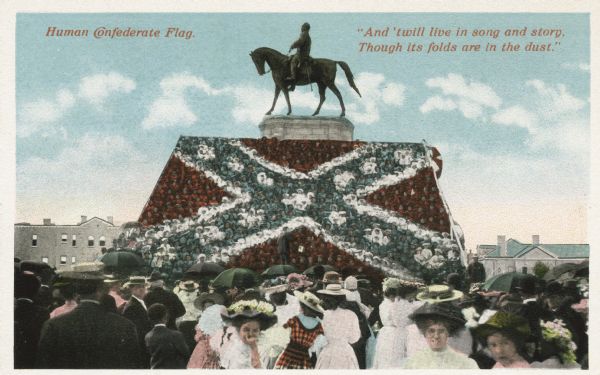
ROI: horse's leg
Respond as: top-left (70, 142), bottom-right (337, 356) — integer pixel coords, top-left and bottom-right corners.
top-left (282, 87), bottom-right (292, 116)
top-left (328, 83), bottom-right (345, 117)
top-left (312, 82), bottom-right (326, 116)
top-left (266, 86), bottom-right (281, 115)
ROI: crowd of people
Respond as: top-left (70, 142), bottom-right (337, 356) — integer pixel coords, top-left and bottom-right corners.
top-left (14, 258), bottom-right (588, 369)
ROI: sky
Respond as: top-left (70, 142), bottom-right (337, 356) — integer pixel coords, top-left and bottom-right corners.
top-left (15, 13), bottom-right (590, 251)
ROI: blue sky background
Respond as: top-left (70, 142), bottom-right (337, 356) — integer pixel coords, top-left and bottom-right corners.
top-left (15, 13), bottom-right (590, 250)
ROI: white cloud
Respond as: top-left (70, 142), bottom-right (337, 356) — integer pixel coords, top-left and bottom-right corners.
top-left (142, 72), bottom-right (227, 129)
top-left (525, 80), bottom-right (586, 115)
top-left (419, 95), bottom-right (457, 114)
top-left (561, 62), bottom-right (590, 72)
top-left (423, 73), bottom-right (501, 119)
top-left (78, 72), bottom-right (136, 106)
top-left (17, 134), bottom-right (161, 224)
top-left (491, 105), bottom-right (538, 133)
top-left (141, 71), bottom-right (405, 128)
top-left (18, 88), bottom-right (75, 138)
top-left (18, 72), bottom-right (136, 138)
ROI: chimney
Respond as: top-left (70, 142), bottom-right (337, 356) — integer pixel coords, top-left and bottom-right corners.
top-left (43, 218), bottom-right (52, 226)
top-left (532, 235), bottom-right (540, 245)
top-left (107, 216), bottom-right (114, 225)
top-left (80, 215), bottom-right (87, 224)
top-left (497, 235), bottom-right (507, 256)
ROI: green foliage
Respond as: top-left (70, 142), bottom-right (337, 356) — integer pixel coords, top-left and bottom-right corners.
top-left (533, 261), bottom-right (550, 278)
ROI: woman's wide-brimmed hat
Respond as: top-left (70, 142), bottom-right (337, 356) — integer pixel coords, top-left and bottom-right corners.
top-left (473, 311), bottom-right (531, 341)
top-left (317, 283), bottom-right (347, 296)
top-left (294, 290), bottom-right (325, 314)
top-left (416, 284), bottom-right (463, 303)
top-left (287, 273), bottom-right (313, 290)
top-left (194, 291), bottom-right (225, 310)
top-left (220, 299), bottom-right (278, 330)
top-left (261, 276), bottom-right (288, 296)
top-left (409, 302), bottom-right (466, 333)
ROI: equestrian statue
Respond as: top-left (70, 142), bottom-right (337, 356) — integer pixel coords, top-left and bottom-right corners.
top-left (250, 22), bottom-right (361, 117)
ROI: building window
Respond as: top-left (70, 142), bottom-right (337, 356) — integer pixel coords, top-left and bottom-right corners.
top-left (88, 236), bottom-right (95, 247)
top-left (99, 236), bottom-right (106, 247)
top-left (72, 235), bottom-right (77, 246)
top-left (71, 256), bottom-right (76, 264)
top-left (61, 234), bottom-right (68, 243)
top-left (60, 255), bottom-right (67, 265)
top-left (41, 256), bottom-right (48, 263)
top-left (32, 234), bottom-right (38, 247)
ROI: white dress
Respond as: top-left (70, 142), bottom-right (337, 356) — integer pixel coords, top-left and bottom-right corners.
top-left (403, 347), bottom-right (479, 369)
top-left (372, 298), bottom-right (412, 368)
top-left (315, 308), bottom-right (361, 369)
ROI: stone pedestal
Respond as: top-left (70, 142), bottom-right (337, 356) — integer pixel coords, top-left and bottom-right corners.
top-left (259, 115), bottom-right (354, 141)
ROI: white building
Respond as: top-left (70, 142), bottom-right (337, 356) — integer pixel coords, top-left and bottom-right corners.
top-left (477, 235), bottom-right (589, 277)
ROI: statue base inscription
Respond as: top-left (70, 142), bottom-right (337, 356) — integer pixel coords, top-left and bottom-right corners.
top-left (259, 115), bottom-right (354, 141)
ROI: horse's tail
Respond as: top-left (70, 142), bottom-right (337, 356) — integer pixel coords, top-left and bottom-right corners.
top-left (337, 61), bottom-right (362, 97)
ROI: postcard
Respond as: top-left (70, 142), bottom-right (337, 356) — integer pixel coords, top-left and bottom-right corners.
top-left (2, 1), bottom-right (597, 373)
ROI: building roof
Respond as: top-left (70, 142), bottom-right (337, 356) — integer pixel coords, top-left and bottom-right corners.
top-left (14, 216), bottom-right (116, 227)
top-left (482, 238), bottom-right (589, 259)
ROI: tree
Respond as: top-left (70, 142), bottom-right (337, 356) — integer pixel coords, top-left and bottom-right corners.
top-left (533, 261), bottom-right (550, 279)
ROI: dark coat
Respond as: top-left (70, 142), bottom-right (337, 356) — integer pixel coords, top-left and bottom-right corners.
top-left (35, 301), bottom-right (141, 369)
top-left (290, 30), bottom-right (311, 59)
top-left (122, 297), bottom-right (152, 368)
top-left (467, 262), bottom-right (486, 283)
top-left (14, 299), bottom-right (49, 368)
top-left (144, 287), bottom-right (186, 330)
top-left (145, 325), bottom-right (190, 369)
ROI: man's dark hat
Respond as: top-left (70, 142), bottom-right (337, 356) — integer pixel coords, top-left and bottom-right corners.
top-left (516, 274), bottom-right (538, 295)
top-left (544, 281), bottom-right (563, 296)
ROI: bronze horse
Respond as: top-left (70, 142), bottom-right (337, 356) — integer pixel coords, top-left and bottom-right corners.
top-left (250, 47), bottom-right (361, 117)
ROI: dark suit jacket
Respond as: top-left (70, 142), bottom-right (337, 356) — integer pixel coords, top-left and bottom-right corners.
top-left (144, 287), bottom-right (186, 330)
top-left (35, 301), bottom-right (140, 368)
top-left (145, 325), bottom-right (190, 369)
top-left (122, 297), bottom-right (152, 368)
top-left (14, 299), bottom-right (49, 368)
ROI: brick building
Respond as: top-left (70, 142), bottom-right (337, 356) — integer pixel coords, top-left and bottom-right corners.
top-left (14, 216), bottom-right (123, 270)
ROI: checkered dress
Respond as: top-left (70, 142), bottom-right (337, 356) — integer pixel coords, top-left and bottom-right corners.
top-left (274, 316), bottom-right (324, 369)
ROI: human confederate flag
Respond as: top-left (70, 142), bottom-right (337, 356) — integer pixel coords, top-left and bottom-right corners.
top-left (138, 136), bottom-right (464, 282)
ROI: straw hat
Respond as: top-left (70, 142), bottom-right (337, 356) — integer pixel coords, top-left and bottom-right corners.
top-left (179, 280), bottom-right (200, 292)
top-left (416, 284), bottom-right (463, 303)
top-left (294, 290), bottom-right (325, 314)
top-left (322, 271), bottom-right (342, 284)
top-left (123, 276), bottom-right (149, 288)
top-left (317, 283), bottom-right (347, 296)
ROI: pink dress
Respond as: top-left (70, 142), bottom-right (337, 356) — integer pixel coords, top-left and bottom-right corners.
top-left (50, 300), bottom-right (77, 318)
top-left (493, 358), bottom-right (531, 368)
top-left (315, 308), bottom-right (361, 369)
top-left (187, 331), bottom-right (220, 369)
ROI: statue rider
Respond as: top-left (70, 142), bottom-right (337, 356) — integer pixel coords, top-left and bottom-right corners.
top-left (286, 22), bottom-right (311, 91)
